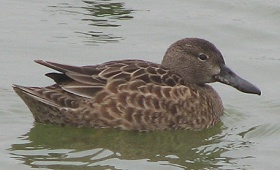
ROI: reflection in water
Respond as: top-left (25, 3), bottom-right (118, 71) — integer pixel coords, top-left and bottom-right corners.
top-left (9, 121), bottom-right (254, 169)
top-left (49, 0), bottom-right (134, 44)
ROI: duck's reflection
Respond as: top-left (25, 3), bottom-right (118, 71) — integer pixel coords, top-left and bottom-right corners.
top-left (9, 121), bottom-right (250, 170)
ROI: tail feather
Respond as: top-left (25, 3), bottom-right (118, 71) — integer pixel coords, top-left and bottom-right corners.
top-left (12, 84), bottom-right (80, 126)
top-left (13, 84), bottom-right (60, 108)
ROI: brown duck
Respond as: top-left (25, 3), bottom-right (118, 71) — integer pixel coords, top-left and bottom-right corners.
top-left (13, 38), bottom-right (261, 131)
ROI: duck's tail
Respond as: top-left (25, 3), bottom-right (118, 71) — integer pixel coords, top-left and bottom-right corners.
top-left (12, 84), bottom-right (78, 126)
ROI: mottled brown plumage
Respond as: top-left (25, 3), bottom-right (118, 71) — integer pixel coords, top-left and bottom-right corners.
top-left (13, 38), bottom-right (261, 131)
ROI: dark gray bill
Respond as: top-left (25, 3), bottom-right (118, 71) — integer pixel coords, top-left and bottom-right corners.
top-left (214, 64), bottom-right (261, 95)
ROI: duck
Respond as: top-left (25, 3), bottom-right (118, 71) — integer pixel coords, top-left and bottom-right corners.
top-left (13, 38), bottom-right (261, 131)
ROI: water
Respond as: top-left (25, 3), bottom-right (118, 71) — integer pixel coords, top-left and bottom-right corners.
top-left (1, 0), bottom-right (280, 169)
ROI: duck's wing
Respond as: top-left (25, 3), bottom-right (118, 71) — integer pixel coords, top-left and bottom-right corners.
top-left (35, 60), bottom-right (185, 98)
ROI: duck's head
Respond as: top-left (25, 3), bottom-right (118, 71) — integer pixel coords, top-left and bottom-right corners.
top-left (161, 38), bottom-right (261, 95)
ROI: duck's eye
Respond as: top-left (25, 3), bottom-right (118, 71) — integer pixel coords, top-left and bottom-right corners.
top-left (198, 53), bottom-right (209, 61)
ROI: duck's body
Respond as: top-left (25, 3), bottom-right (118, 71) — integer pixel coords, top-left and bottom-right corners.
top-left (13, 38), bottom-right (261, 131)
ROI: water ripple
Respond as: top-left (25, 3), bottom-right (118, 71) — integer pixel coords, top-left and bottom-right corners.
top-left (47, 1), bottom-right (134, 44)
top-left (8, 121), bottom-right (259, 170)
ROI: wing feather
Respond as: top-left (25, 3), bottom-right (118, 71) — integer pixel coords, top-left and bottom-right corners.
top-left (35, 59), bottom-right (185, 98)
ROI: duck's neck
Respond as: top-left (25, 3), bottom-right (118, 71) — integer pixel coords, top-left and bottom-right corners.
top-left (199, 84), bottom-right (224, 117)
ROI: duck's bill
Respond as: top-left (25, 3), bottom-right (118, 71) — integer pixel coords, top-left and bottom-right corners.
top-left (214, 64), bottom-right (261, 95)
